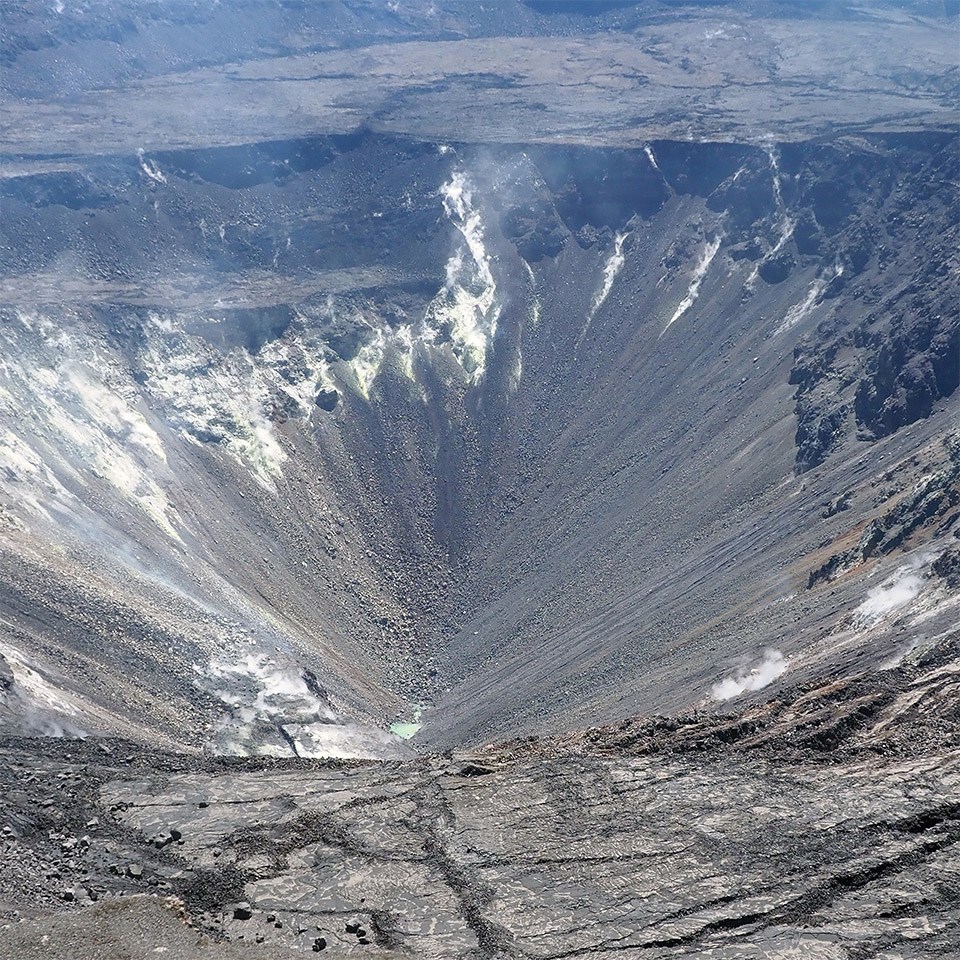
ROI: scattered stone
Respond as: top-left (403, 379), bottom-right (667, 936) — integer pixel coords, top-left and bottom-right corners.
top-left (312, 937), bottom-right (327, 952)
top-left (233, 902), bottom-right (253, 921)
top-left (315, 388), bottom-right (340, 412)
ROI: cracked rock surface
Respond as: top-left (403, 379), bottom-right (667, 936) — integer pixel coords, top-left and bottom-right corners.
top-left (2, 639), bottom-right (958, 958)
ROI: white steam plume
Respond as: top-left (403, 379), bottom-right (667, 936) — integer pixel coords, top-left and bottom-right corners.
top-left (711, 649), bottom-right (787, 701)
top-left (854, 565), bottom-right (924, 624)
top-left (663, 235), bottom-right (722, 333)
top-left (577, 231), bottom-right (629, 348)
top-left (746, 144), bottom-right (795, 290)
top-left (422, 170), bottom-right (500, 378)
top-left (196, 652), bottom-right (408, 760)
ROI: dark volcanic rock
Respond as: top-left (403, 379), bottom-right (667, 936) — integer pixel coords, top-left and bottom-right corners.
top-left (854, 313), bottom-right (960, 440)
top-left (807, 437), bottom-right (960, 588)
top-left (0, 655), bottom-right (13, 693)
top-left (232, 902), bottom-right (253, 921)
top-left (758, 250), bottom-right (795, 284)
top-left (932, 546), bottom-right (960, 589)
top-left (789, 134), bottom-right (958, 472)
top-left (314, 389), bottom-right (340, 412)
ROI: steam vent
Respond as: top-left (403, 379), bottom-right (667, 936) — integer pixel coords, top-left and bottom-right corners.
top-left (1, 2), bottom-right (958, 957)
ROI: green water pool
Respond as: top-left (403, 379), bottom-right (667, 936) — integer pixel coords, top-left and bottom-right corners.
top-left (390, 705), bottom-right (424, 740)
